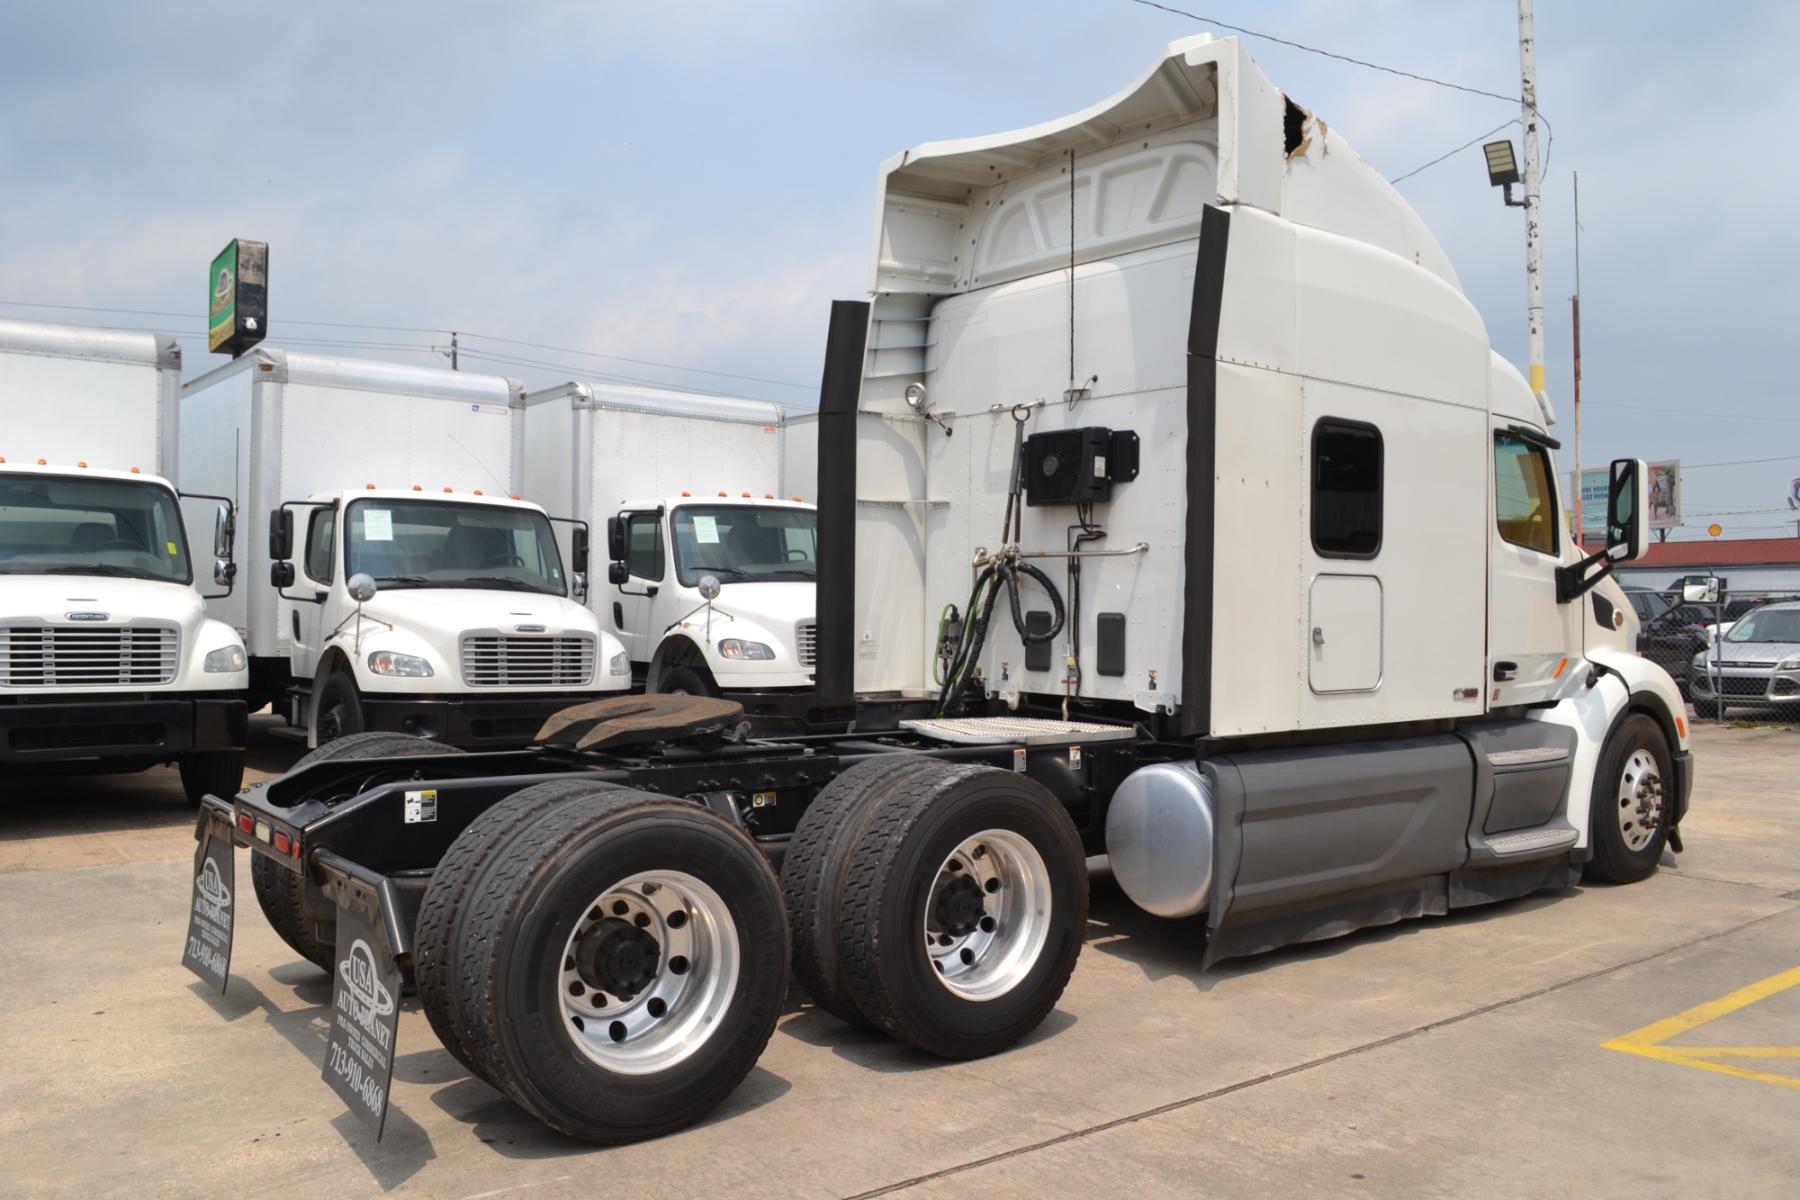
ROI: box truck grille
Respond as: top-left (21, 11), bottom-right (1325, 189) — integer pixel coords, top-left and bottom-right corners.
top-left (0, 623), bottom-right (179, 687)
top-left (460, 635), bottom-right (594, 687)
top-left (796, 621), bottom-right (817, 669)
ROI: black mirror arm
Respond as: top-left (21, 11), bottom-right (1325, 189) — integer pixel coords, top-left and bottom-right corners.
top-left (1555, 546), bottom-right (1617, 604)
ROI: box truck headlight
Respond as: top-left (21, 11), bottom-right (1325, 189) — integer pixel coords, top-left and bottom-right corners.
top-left (203, 646), bottom-right (246, 673)
top-left (608, 651), bottom-right (630, 676)
top-left (718, 639), bottom-right (775, 661)
top-left (368, 650), bottom-right (434, 678)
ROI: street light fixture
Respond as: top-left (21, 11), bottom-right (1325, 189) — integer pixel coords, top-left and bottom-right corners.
top-left (1483, 139), bottom-right (1525, 207)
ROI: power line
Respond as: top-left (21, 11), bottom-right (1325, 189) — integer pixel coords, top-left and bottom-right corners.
top-left (451, 346), bottom-right (809, 407)
top-left (453, 331), bottom-right (813, 391)
top-left (1391, 118), bottom-right (1519, 186)
top-left (1683, 455), bottom-right (1800, 471)
top-left (1583, 400), bottom-right (1800, 425)
top-left (1120, 0), bottom-right (1519, 104)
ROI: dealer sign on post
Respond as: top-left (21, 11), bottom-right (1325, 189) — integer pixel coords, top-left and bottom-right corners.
top-left (208, 238), bottom-right (268, 356)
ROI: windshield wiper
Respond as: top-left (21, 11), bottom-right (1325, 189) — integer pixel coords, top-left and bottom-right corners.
top-left (764, 568), bottom-right (817, 580)
top-left (31, 565), bottom-right (171, 581)
top-left (457, 576), bottom-right (555, 593)
top-left (372, 574), bottom-right (440, 588)
top-left (685, 565), bottom-right (756, 582)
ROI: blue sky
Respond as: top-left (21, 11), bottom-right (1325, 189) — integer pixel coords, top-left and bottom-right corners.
top-left (2, 1), bottom-right (1795, 539)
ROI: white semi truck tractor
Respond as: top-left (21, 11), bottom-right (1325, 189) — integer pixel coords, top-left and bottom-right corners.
top-left (523, 381), bottom-right (830, 725)
top-left (179, 349), bottom-right (629, 749)
top-left (0, 318), bottom-right (248, 803)
top-left (190, 37), bottom-right (1691, 1146)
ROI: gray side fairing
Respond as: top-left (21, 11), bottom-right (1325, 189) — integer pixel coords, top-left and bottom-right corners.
top-left (1198, 719), bottom-right (1582, 965)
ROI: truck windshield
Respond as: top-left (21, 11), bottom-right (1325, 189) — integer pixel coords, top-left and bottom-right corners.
top-left (670, 505), bottom-right (816, 586)
top-left (0, 472), bottom-right (192, 584)
top-left (1724, 609), bottom-right (1800, 644)
top-left (344, 499), bottom-right (567, 595)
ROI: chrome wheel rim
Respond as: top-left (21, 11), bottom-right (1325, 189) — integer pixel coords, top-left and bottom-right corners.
top-left (558, 870), bottom-right (739, 1075)
top-left (923, 828), bottom-right (1052, 1002)
top-left (1616, 748), bottom-right (1664, 853)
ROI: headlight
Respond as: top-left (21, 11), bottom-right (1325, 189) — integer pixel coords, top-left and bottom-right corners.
top-left (203, 645), bottom-right (246, 673)
top-left (718, 638), bottom-right (775, 661)
top-left (1692, 651), bottom-right (1708, 668)
top-left (608, 651), bottom-right (630, 676)
top-left (1780, 656), bottom-right (1800, 671)
top-left (367, 650), bottom-right (434, 677)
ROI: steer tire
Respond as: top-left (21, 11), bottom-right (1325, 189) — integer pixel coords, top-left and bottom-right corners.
top-left (782, 755), bottom-right (949, 1026)
top-left (178, 750), bottom-right (246, 808)
top-left (454, 791), bottom-right (788, 1143)
top-left (1585, 713), bottom-right (1672, 885)
top-left (835, 763), bottom-right (1087, 1060)
top-left (414, 779), bottom-right (623, 1082)
top-left (251, 732), bottom-right (463, 973)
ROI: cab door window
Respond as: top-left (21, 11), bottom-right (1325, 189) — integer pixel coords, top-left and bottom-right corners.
top-left (303, 509), bottom-right (336, 583)
top-left (625, 512), bottom-right (663, 581)
top-left (1494, 433), bottom-right (1559, 555)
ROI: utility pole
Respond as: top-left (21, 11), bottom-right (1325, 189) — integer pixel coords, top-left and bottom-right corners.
top-left (1518, 0), bottom-right (1548, 415)
top-left (450, 330), bottom-right (459, 371)
top-left (1570, 171), bottom-right (1582, 545)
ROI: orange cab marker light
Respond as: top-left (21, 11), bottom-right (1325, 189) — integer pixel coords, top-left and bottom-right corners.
top-left (510, 493), bottom-right (521, 501)
top-left (793, 496), bottom-right (802, 502)
top-left (1677, 716), bottom-right (1688, 739)
top-left (1553, 657), bottom-right (1568, 679)
top-left (412, 484), bottom-right (423, 492)
top-left (742, 491), bottom-right (751, 498)
top-left (718, 491), bottom-right (728, 497)
top-left (0, 456), bottom-right (6, 463)
top-left (764, 493), bottom-right (774, 499)
top-left (443, 487), bottom-right (453, 493)
top-left (130, 466), bottom-right (141, 473)
top-left (77, 461), bottom-right (87, 468)
top-left (681, 490), bottom-right (691, 497)
top-left (366, 483), bottom-right (377, 489)
top-left (37, 458), bottom-right (47, 465)
top-left (473, 489), bottom-right (483, 496)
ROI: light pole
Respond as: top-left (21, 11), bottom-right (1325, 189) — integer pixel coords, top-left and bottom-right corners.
top-left (1482, 0), bottom-right (1551, 432)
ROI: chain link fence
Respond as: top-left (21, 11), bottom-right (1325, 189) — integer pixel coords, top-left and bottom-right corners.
top-left (1620, 586), bottom-right (1800, 717)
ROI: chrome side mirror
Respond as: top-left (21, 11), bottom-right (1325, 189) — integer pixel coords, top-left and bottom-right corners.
top-left (1683, 578), bottom-right (1720, 604)
top-left (212, 502), bottom-right (235, 560)
top-left (347, 572), bottom-right (378, 603)
top-left (213, 560), bottom-right (237, 588)
top-left (698, 574), bottom-right (722, 601)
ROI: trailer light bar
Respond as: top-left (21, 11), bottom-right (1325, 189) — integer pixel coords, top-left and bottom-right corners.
top-left (254, 820), bottom-right (272, 844)
top-left (272, 830), bottom-right (294, 855)
top-left (236, 813), bottom-right (254, 835)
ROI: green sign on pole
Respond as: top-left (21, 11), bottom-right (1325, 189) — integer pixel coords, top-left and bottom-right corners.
top-left (207, 239), bottom-right (268, 357)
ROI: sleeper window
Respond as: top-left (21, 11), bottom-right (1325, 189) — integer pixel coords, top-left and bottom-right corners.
top-left (1311, 419), bottom-right (1383, 559)
top-left (1494, 433), bottom-right (1559, 556)
top-left (625, 512), bottom-right (663, 581)
top-left (304, 508), bottom-right (335, 583)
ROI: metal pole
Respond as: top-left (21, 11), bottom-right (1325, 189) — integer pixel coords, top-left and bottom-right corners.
top-left (450, 330), bottom-right (460, 371)
top-left (1518, 0), bottom-right (1548, 415)
top-left (1571, 171), bottom-right (1582, 545)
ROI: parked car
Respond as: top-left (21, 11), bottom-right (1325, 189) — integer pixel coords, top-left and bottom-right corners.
top-left (1624, 586), bottom-right (1707, 693)
top-left (1690, 600), bottom-right (1800, 717)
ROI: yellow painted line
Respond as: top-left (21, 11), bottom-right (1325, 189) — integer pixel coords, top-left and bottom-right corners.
top-left (1603, 964), bottom-right (1800, 1091)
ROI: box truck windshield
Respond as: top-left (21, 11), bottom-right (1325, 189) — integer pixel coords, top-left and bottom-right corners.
top-left (344, 498), bottom-right (567, 595)
top-left (0, 472), bottom-right (192, 584)
top-left (670, 504), bottom-right (816, 585)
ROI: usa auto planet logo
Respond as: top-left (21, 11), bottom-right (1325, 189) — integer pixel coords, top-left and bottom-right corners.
top-left (339, 939), bottom-right (396, 1023)
top-left (194, 857), bottom-right (232, 919)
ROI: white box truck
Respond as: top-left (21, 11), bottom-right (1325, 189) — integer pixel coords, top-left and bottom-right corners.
top-left (193, 37), bottom-right (1693, 1145)
top-left (180, 348), bottom-right (629, 749)
top-left (523, 381), bottom-right (828, 723)
top-left (0, 318), bottom-right (248, 803)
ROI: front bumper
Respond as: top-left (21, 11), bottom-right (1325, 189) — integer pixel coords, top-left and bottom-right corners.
top-left (1691, 668), bottom-right (1800, 706)
top-left (358, 693), bottom-right (616, 748)
top-left (0, 695), bottom-right (247, 764)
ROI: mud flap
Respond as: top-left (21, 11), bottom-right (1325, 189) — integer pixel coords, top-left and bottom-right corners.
top-left (181, 814), bottom-right (236, 993)
top-left (320, 860), bottom-right (403, 1138)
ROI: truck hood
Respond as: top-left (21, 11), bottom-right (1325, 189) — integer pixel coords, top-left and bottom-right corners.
top-left (0, 573), bottom-right (205, 626)
top-left (698, 581), bottom-right (816, 631)
top-left (358, 588), bottom-right (598, 637)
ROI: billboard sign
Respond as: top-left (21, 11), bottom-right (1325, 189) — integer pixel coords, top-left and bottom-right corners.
top-left (1571, 459), bottom-right (1679, 534)
top-left (208, 239), bottom-right (268, 356)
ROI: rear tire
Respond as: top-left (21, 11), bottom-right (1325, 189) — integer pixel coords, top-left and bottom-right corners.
top-left (414, 779), bottom-right (624, 1080)
top-left (452, 791), bottom-right (788, 1142)
top-left (1585, 713), bottom-right (1672, 885)
top-left (251, 733), bottom-right (462, 973)
top-left (782, 755), bottom-right (951, 1026)
top-left (835, 763), bottom-right (1086, 1059)
top-left (313, 671), bottom-right (364, 745)
top-left (178, 749), bottom-right (245, 808)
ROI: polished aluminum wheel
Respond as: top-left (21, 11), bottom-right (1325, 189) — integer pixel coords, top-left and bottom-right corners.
top-left (1616, 747), bottom-right (1665, 852)
top-left (923, 828), bottom-right (1052, 1002)
top-left (558, 869), bottom-right (739, 1075)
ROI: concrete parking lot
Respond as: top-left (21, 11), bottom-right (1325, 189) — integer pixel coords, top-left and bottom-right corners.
top-left (3, 715), bottom-right (1798, 1198)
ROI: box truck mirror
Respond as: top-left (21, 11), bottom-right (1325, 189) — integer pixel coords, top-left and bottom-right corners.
top-left (606, 515), bottom-right (627, 562)
top-left (572, 525), bottom-right (590, 574)
top-left (347, 573), bottom-right (378, 604)
top-left (607, 561), bottom-right (629, 586)
top-left (213, 560), bottom-right (237, 589)
top-left (269, 508), bottom-right (293, 561)
top-left (212, 503), bottom-right (235, 560)
top-left (270, 561), bottom-right (295, 589)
